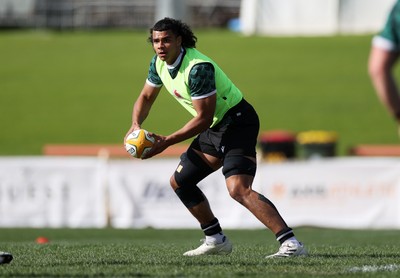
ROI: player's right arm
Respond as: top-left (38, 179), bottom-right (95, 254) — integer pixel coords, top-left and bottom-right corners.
top-left (133, 83), bottom-right (162, 128)
top-left (125, 83), bottom-right (161, 140)
top-left (125, 56), bottom-right (163, 141)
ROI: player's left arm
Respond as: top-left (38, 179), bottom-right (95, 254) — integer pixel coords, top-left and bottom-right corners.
top-left (160, 62), bottom-right (216, 145)
top-left (146, 95), bottom-right (216, 159)
top-left (166, 94), bottom-right (216, 144)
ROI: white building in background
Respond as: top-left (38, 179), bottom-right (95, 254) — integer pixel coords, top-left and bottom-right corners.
top-left (240, 0), bottom-right (396, 36)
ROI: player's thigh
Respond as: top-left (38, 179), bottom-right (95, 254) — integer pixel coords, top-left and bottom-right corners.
top-left (189, 133), bottom-right (223, 170)
top-left (192, 149), bottom-right (222, 170)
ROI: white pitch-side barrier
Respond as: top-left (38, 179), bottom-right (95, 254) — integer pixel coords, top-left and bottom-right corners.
top-left (0, 156), bottom-right (399, 229)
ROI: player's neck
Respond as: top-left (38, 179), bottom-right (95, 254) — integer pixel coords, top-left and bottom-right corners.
top-left (167, 48), bottom-right (184, 68)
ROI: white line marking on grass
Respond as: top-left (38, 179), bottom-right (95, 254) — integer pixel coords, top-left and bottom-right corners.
top-left (348, 264), bottom-right (400, 273)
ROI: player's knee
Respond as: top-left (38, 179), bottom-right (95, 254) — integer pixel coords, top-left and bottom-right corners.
top-left (226, 179), bottom-right (251, 204)
top-left (224, 156), bottom-right (256, 204)
top-left (174, 148), bottom-right (213, 187)
top-left (174, 185), bottom-right (205, 208)
top-left (227, 184), bottom-right (242, 203)
top-left (172, 149), bottom-right (213, 208)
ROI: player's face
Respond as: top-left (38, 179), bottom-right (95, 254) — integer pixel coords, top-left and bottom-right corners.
top-left (151, 30), bottom-right (182, 65)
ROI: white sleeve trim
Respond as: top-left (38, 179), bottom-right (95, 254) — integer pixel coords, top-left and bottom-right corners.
top-left (191, 90), bottom-right (217, 100)
top-left (146, 79), bottom-right (163, 88)
top-left (372, 36), bottom-right (397, 52)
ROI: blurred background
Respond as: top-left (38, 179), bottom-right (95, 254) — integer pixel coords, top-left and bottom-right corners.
top-left (0, 0), bottom-right (395, 33)
top-left (0, 0), bottom-right (241, 29)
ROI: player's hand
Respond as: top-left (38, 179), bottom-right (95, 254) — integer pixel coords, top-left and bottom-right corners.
top-left (141, 133), bottom-right (169, 159)
top-left (124, 125), bottom-right (141, 144)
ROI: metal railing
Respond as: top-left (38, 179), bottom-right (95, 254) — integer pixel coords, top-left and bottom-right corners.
top-left (0, 0), bottom-right (240, 29)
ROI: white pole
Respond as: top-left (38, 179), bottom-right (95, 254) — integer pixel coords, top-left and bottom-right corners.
top-left (155, 0), bottom-right (188, 22)
top-left (240, 0), bottom-right (259, 35)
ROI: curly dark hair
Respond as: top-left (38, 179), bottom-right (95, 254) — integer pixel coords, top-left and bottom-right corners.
top-left (147, 17), bottom-right (197, 48)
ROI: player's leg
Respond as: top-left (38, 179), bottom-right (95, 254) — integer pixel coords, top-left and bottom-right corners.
top-left (226, 175), bottom-right (288, 232)
top-left (217, 99), bottom-right (306, 258)
top-left (170, 147), bottom-right (232, 256)
top-left (0, 251), bottom-right (13, 264)
top-left (223, 155), bottom-right (307, 258)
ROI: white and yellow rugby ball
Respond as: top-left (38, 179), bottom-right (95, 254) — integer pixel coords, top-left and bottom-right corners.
top-left (124, 129), bottom-right (155, 158)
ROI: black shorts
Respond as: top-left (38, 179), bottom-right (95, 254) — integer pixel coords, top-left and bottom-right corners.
top-left (190, 98), bottom-right (260, 160)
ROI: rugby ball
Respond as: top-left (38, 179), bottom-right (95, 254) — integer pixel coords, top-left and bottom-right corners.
top-left (125, 129), bottom-right (155, 158)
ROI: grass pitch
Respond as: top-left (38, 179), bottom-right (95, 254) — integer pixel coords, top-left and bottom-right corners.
top-left (0, 227), bottom-right (399, 277)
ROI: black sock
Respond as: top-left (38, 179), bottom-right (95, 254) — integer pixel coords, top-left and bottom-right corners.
top-left (201, 218), bottom-right (222, 236)
top-left (276, 227), bottom-right (294, 245)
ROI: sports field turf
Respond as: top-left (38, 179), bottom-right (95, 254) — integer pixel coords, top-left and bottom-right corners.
top-left (0, 227), bottom-right (399, 277)
top-left (1, 30), bottom-right (399, 156)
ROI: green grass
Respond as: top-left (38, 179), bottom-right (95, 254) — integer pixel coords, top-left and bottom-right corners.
top-left (1, 227), bottom-right (399, 277)
top-left (1, 29), bottom-right (399, 156)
